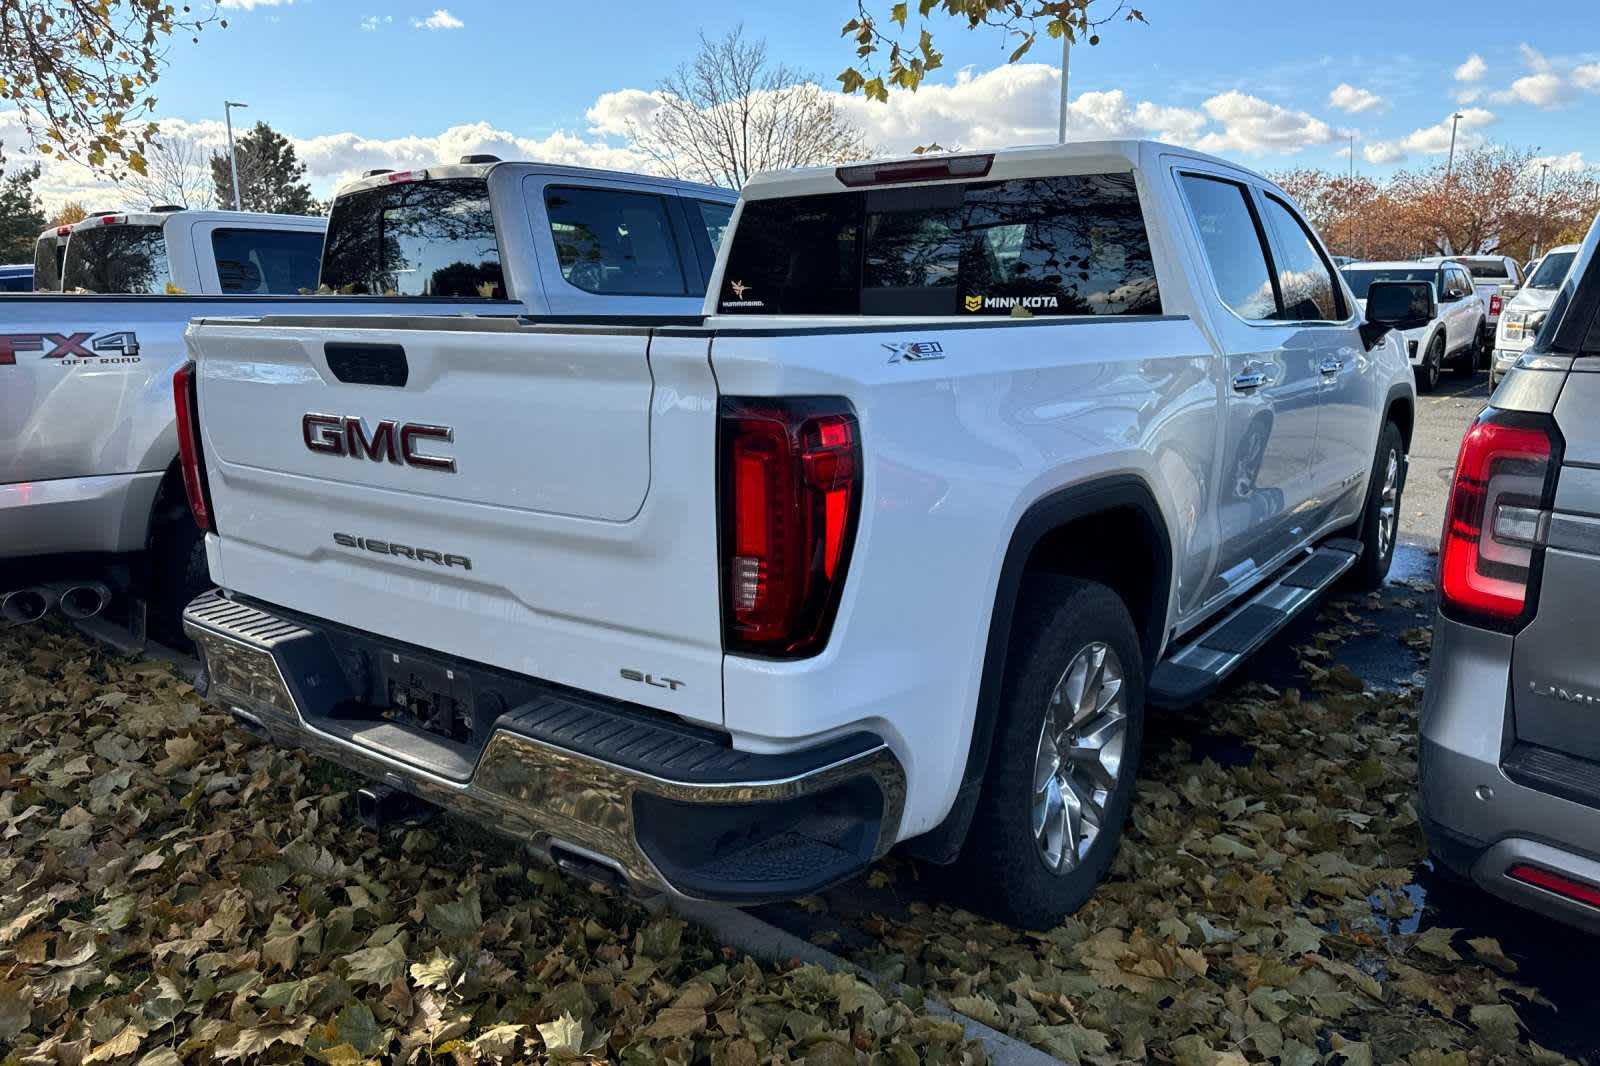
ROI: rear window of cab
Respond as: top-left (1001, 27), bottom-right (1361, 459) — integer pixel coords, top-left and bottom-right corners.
top-left (319, 177), bottom-right (506, 298)
top-left (716, 173), bottom-right (1161, 317)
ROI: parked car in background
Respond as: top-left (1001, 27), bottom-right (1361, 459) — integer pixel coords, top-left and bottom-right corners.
top-left (0, 265), bottom-right (31, 292)
top-left (1490, 244), bottom-right (1580, 387)
top-left (1343, 260), bottom-right (1485, 391)
top-left (1, 163), bottom-right (736, 642)
top-left (178, 140), bottom-right (1419, 927)
top-left (1424, 254), bottom-right (1524, 356)
top-left (1421, 212), bottom-right (1600, 936)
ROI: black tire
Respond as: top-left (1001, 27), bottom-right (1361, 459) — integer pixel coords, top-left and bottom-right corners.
top-left (1416, 335), bottom-right (1442, 393)
top-left (1347, 420), bottom-right (1405, 589)
top-left (149, 513), bottom-right (212, 647)
top-left (954, 577), bottom-right (1145, 929)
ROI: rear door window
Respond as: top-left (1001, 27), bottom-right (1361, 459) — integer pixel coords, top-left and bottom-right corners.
top-left (320, 177), bottom-right (506, 298)
top-left (545, 187), bottom-right (689, 296)
top-left (211, 228), bottom-right (325, 294)
top-left (1465, 259), bottom-right (1509, 280)
top-left (61, 224), bottom-right (171, 294)
top-left (1180, 174), bottom-right (1279, 321)
top-left (32, 237), bottom-right (62, 291)
top-left (1258, 195), bottom-right (1344, 321)
top-left (716, 173), bottom-right (1161, 316)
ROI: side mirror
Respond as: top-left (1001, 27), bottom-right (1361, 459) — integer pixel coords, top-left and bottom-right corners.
top-left (1361, 280), bottom-right (1435, 349)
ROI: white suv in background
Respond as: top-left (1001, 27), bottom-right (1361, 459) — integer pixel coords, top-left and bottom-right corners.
top-left (1491, 244), bottom-right (1580, 387)
top-left (1342, 260), bottom-right (1485, 392)
top-left (1424, 254), bottom-right (1523, 355)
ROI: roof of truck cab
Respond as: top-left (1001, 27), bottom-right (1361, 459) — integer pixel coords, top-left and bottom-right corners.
top-left (67, 210), bottom-right (326, 233)
top-left (1418, 254), bottom-right (1512, 265)
top-left (330, 160), bottom-right (736, 201)
top-left (738, 139), bottom-right (1266, 200)
top-left (1344, 260), bottom-right (1449, 271)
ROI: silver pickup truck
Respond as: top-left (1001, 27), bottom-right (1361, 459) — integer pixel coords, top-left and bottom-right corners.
top-left (0, 161), bottom-right (734, 638)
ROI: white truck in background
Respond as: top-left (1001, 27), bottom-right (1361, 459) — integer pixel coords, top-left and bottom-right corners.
top-left (180, 141), bottom-right (1421, 927)
top-left (1, 164), bottom-right (735, 640)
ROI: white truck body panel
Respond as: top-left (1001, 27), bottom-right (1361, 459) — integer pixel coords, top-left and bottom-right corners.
top-left (187, 141), bottom-right (1415, 849)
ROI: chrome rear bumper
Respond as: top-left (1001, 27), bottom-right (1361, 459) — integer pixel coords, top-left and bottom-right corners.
top-left (183, 590), bottom-right (906, 901)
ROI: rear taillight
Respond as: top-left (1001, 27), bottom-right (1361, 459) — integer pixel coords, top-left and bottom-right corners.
top-left (719, 398), bottom-right (861, 657)
top-left (172, 362), bottom-right (215, 533)
top-left (1490, 294), bottom-right (1503, 317)
top-left (1508, 864), bottom-right (1600, 909)
top-left (1439, 412), bottom-right (1561, 630)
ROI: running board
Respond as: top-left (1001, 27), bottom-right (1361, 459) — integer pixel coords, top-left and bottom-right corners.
top-left (1149, 538), bottom-right (1362, 709)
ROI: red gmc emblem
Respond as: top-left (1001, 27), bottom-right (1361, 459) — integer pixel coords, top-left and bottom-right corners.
top-left (302, 413), bottom-right (455, 472)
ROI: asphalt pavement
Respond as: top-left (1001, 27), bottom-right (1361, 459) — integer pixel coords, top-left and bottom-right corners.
top-left (1398, 368), bottom-right (1492, 549)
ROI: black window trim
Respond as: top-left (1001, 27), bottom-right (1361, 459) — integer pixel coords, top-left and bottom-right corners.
top-left (1175, 168), bottom-right (1286, 326)
top-left (1255, 188), bottom-right (1350, 324)
top-left (543, 184), bottom-right (693, 299)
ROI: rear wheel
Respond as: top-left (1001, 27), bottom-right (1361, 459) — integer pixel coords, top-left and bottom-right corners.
top-left (955, 577), bottom-right (1145, 929)
top-left (1347, 420), bottom-right (1405, 589)
top-left (149, 503), bottom-right (212, 648)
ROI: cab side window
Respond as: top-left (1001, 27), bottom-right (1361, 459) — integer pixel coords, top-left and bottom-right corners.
top-left (1178, 173), bottom-right (1280, 321)
top-left (1259, 194), bottom-right (1344, 321)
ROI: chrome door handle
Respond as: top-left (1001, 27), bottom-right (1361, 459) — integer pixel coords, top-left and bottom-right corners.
top-left (1232, 370), bottom-right (1266, 391)
top-left (1319, 358), bottom-right (1343, 375)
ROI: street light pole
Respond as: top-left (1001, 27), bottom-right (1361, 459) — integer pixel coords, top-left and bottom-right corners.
top-left (1444, 112), bottom-right (1463, 186)
top-left (224, 100), bottom-right (249, 211)
top-left (1349, 133), bottom-right (1355, 180)
top-left (1056, 32), bottom-right (1071, 144)
top-left (1534, 161), bottom-right (1552, 259)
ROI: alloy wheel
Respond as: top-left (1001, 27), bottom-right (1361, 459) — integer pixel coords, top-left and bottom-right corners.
top-left (1031, 642), bottom-right (1127, 872)
top-left (1377, 447), bottom-right (1400, 561)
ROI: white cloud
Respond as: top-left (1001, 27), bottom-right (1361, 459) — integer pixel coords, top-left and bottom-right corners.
top-left (1454, 53), bottom-right (1487, 82)
top-left (1193, 91), bottom-right (1339, 156)
top-left (1455, 88), bottom-right (1482, 105)
top-left (586, 89), bottom-right (673, 138)
top-left (1328, 84), bottom-right (1384, 114)
top-left (360, 15), bottom-right (393, 31)
top-left (1572, 62), bottom-right (1600, 90)
top-left (411, 9), bottom-right (463, 30)
top-left (218, 0), bottom-right (292, 7)
top-left (1494, 72), bottom-right (1569, 108)
top-left (1530, 150), bottom-right (1589, 173)
top-left (1362, 108), bottom-right (1496, 165)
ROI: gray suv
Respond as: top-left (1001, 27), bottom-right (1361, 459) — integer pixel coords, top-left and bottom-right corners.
top-left (1422, 212), bottom-right (1600, 933)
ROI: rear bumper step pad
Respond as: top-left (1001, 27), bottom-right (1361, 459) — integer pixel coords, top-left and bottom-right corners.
top-left (182, 590), bottom-right (905, 903)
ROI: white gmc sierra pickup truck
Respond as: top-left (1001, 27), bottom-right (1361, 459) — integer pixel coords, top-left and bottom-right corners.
top-left (180, 141), bottom-right (1420, 927)
top-left (1, 162), bottom-right (733, 639)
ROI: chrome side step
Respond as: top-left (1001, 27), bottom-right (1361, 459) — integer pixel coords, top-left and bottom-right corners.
top-left (1149, 538), bottom-right (1362, 709)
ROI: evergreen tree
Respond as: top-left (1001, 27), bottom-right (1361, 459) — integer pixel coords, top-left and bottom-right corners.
top-left (209, 122), bottom-right (318, 215)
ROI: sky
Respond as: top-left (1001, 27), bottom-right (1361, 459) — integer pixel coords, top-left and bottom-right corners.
top-left (9, 0), bottom-right (1600, 211)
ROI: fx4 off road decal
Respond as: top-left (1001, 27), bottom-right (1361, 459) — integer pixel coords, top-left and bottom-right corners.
top-left (0, 330), bottom-right (141, 366)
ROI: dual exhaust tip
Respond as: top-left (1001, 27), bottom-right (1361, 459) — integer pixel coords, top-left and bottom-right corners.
top-left (1, 581), bottom-right (112, 624)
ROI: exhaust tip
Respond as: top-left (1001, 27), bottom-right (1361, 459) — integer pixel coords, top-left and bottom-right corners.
top-left (57, 582), bottom-right (111, 620)
top-left (1, 589), bottom-right (49, 624)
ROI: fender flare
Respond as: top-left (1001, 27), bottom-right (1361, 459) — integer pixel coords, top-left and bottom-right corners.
top-left (908, 475), bottom-right (1173, 862)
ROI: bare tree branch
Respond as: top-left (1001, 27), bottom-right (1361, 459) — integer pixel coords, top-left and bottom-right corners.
top-left (624, 26), bottom-right (873, 190)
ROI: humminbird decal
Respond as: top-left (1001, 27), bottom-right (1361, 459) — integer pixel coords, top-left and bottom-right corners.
top-left (0, 330), bottom-right (142, 366)
top-left (882, 340), bottom-right (946, 364)
top-left (302, 413), bottom-right (456, 472)
top-left (333, 533), bottom-right (471, 570)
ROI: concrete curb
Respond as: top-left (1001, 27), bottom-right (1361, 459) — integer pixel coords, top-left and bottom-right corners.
top-left (671, 899), bottom-right (1062, 1066)
top-left (74, 617), bottom-right (204, 686)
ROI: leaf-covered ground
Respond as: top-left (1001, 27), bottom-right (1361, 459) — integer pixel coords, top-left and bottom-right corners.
top-left (770, 583), bottom-right (1584, 1065)
top-left (0, 625), bottom-right (987, 1065)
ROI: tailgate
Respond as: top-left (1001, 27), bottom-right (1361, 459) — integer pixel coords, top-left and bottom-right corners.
top-left (189, 318), bottom-right (725, 724)
top-left (1513, 371), bottom-right (1600, 761)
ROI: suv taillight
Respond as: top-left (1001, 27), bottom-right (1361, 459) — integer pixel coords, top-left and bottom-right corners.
top-left (1439, 411), bottom-right (1561, 630)
top-left (719, 398), bottom-right (860, 657)
top-left (173, 361), bottom-right (215, 533)
top-left (1490, 293), bottom-right (1504, 317)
